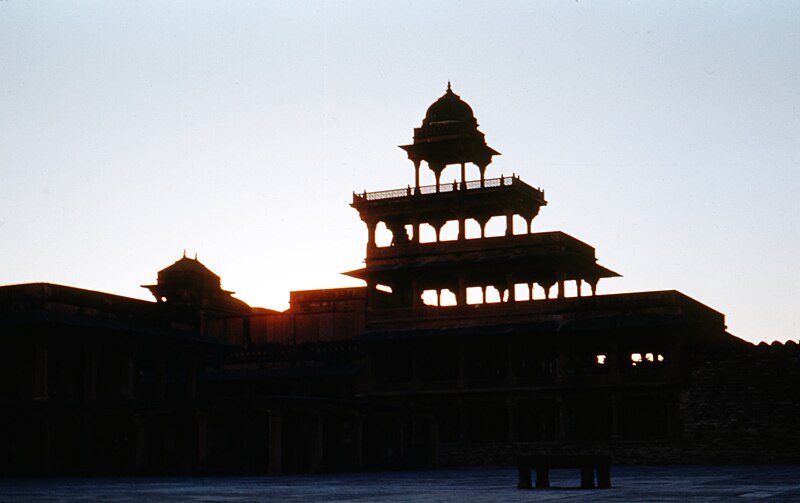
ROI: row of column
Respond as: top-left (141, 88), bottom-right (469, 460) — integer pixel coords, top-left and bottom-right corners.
top-left (24, 409), bottom-right (370, 476)
top-left (413, 160), bottom-right (489, 193)
top-left (368, 212), bottom-right (535, 248)
top-left (29, 336), bottom-right (198, 402)
top-left (446, 394), bottom-right (674, 444)
top-left (407, 275), bottom-right (599, 308)
top-left (373, 342), bottom-right (668, 391)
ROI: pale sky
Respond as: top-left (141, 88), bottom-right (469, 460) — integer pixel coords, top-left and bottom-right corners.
top-left (1, 1), bottom-right (798, 343)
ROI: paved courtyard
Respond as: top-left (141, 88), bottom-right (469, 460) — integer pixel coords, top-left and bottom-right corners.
top-left (0, 465), bottom-right (798, 502)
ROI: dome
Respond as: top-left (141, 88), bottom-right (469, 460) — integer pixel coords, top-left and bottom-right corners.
top-left (423, 82), bottom-right (478, 127)
top-left (142, 253), bottom-right (251, 315)
top-left (157, 255), bottom-right (221, 289)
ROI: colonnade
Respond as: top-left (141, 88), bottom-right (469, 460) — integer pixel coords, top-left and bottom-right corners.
top-left (369, 273), bottom-right (600, 310)
top-left (367, 205), bottom-right (534, 248)
top-left (416, 276), bottom-right (599, 308)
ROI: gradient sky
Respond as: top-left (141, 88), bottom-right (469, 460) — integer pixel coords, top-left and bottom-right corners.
top-left (1, 1), bottom-right (798, 343)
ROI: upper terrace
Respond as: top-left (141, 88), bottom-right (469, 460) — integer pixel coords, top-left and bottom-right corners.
top-left (353, 175), bottom-right (544, 204)
top-left (352, 175), bottom-right (548, 245)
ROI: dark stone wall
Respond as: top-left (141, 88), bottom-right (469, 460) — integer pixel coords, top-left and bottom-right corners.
top-left (434, 341), bottom-right (800, 467)
top-left (679, 341), bottom-right (800, 463)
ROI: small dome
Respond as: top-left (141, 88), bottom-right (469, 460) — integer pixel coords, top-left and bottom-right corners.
top-left (423, 82), bottom-right (477, 127)
top-left (142, 253), bottom-right (251, 315)
top-left (160, 256), bottom-right (218, 276)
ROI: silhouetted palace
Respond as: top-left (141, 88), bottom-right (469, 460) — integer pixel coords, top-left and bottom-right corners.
top-left (2, 86), bottom-right (798, 476)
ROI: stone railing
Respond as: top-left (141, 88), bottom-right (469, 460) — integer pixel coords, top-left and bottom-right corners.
top-left (353, 175), bottom-right (544, 203)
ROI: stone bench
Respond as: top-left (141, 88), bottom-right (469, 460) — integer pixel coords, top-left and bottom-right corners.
top-left (517, 454), bottom-right (611, 489)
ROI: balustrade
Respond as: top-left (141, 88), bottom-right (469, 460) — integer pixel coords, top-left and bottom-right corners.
top-left (353, 175), bottom-right (543, 203)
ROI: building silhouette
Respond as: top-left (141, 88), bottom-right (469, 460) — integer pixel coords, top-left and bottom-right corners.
top-left (1, 86), bottom-right (798, 476)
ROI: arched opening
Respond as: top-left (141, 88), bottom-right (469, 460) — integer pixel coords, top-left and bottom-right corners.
top-left (439, 220), bottom-right (459, 242)
top-left (466, 286), bottom-right (484, 305)
top-left (419, 223), bottom-right (437, 243)
top-left (375, 222), bottom-right (392, 248)
top-left (483, 216), bottom-right (506, 238)
top-left (439, 168), bottom-right (461, 190)
top-left (421, 289), bottom-right (439, 306)
top-left (405, 224), bottom-right (415, 242)
top-left (420, 164), bottom-right (439, 188)
top-left (563, 281), bottom-right (578, 298)
top-left (513, 215), bottom-right (528, 235)
top-left (514, 283), bottom-right (530, 301)
top-left (439, 289), bottom-right (457, 306)
top-left (464, 163), bottom-right (483, 183)
top-left (465, 219), bottom-right (482, 240)
top-left (485, 285), bottom-right (502, 303)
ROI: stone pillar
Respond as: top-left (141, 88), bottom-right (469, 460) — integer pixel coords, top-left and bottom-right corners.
top-left (157, 357), bottom-right (167, 401)
top-left (414, 160), bottom-right (421, 190)
top-left (83, 346), bottom-right (98, 402)
top-left (557, 276), bottom-right (565, 299)
top-left (526, 217), bottom-right (533, 234)
top-left (80, 416), bottom-right (95, 475)
top-left (506, 274), bottom-right (516, 302)
top-left (195, 415), bottom-right (208, 474)
top-left (457, 399), bottom-right (468, 443)
top-left (518, 461), bottom-right (533, 489)
top-left (428, 420), bottom-right (439, 468)
top-left (581, 466), bottom-right (595, 488)
top-left (394, 417), bottom-right (406, 465)
top-left (187, 351), bottom-right (198, 399)
top-left (557, 344), bottom-right (567, 383)
top-left (135, 415), bottom-right (150, 474)
top-left (507, 344), bottom-right (517, 385)
top-left (457, 216), bottom-right (465, 241)
top-left (353, 414), bottom-right (364, 471)
top-left (460, 162), bottom-right (466, 187)
top-left (241, 415), bottom-right (257, 474)
top-left (576, 279), bottom-right (583, 298)
top-left (458, 345), bottom-right (469, 389)
top-left (505, 212), bottom-right (514, 237)
top-left (268, 411), bottom-right (284, 476)
top-left (45, 419), bottom-right (56, 475)
top-left (665, 391), bottom-right (679, 440)
top-left (411, 347), bottom-right (420, 391)
top-left (456, 275), bottom-right (466, 306)
top-left (507, 399), bottom-right (519, 442)
top-left (413, 221), bottom-right (420, 244)
top-left (411, 275), bottom-right (421, 308)
top-left (556, 397), bottom-right (568, 442)
top-left (367, 221), bottom-right (376, 249)
top-left (33, 335), bottom-right (48, 400)
top-left (312, 413), bottom-right (325, 472)
top-left (124, 350), bottom-right (135, 400)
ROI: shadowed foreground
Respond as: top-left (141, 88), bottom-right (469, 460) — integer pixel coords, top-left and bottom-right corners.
top-left (1, 465), bottom-right (799, 502)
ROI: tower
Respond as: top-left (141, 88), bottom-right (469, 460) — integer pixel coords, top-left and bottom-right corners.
top-left (347, 84), bottom-right (619, 310)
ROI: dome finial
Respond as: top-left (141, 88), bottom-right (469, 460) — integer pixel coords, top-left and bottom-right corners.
top-left (447, 80), bottom-right (452, 92)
